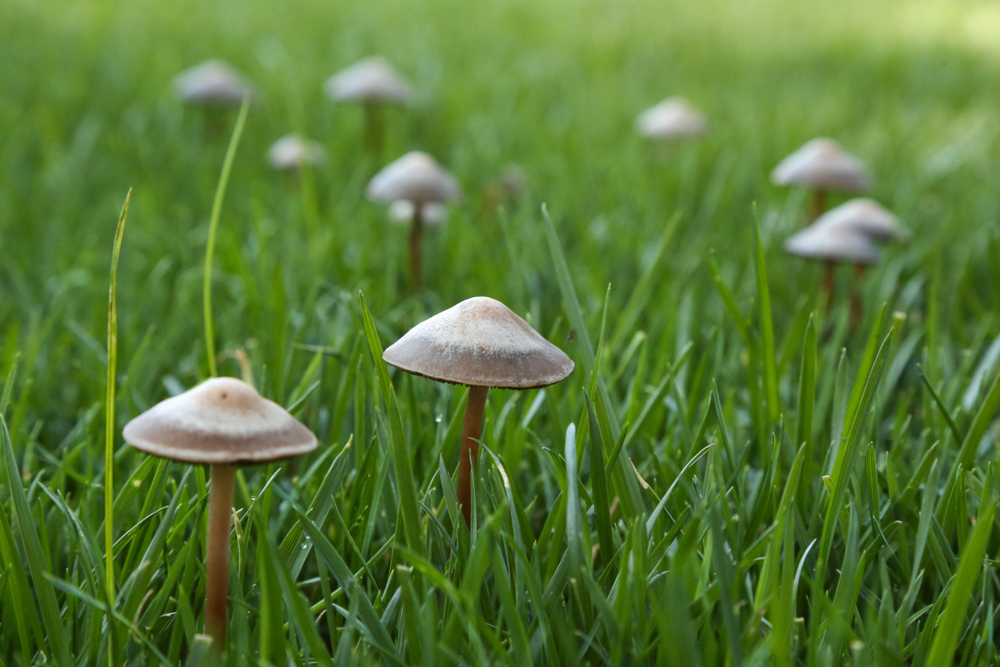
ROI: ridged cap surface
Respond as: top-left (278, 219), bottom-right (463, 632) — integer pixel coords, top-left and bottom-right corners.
top-left (367, 152), bottom-right (461, 205)
top-left (815, 198), bottom-right (910, 243)
top-left (123, 378), bottom-right (317, 465)
top-left (771, 138), bottom-right (871, 191)
top-left (635, 97), bottom-right (707, 140)
top-left (174, 60), bottom-right (255, 106)
top-left (324, 57), bottom-right (412, 104)
top-left (383, 297), bottom-right (575, 389)
top-left (784, 223), bottom-right (881, 265)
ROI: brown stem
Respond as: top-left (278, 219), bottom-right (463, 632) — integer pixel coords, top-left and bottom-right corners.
top-left (810, 189), bottom-right (827, 222)
top-left (822, 262), bottom-right (836, 313)
top-left (457, 385), bottom-right (489, 527)
top-left (409, 204), bottom-right (424, 290)
top-left (851, 264), bottom-right (867, 327)
top-left (363, 102), bottom-right (384, 158)
top-left (205, 463), bottom-right (236, 652)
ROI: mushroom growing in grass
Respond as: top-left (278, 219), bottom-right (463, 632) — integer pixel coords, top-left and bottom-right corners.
top-left (324, 57), bottom-right (412, 155)
top-left (784, 222), bottom-right (881, 323)
top-left (174, 60), bottom-right (255, 107)
top-left (367, 152), bottom-right (462, 289)
top-left (123, 377), bottom-right (316, 652)
top-left (815, 198), bottom-right (911, 244)
top-left (383, 297), bottom-right (574, 526)
top-left (771, 138), bottom-right (871, 222)
top-left (635, 97), bottom-right (708, 141)
top-left (267, 134), bottom-right (327, 172)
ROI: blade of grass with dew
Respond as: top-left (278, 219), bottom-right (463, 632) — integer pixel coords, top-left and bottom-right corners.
top-left (103, 188), bottom-right (129, 667)
top-left (203, 95), bottom-right (250, 377)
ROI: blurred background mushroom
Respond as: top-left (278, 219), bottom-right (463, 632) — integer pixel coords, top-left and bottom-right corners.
top-left (367, 151), bottom-right (462, 289)
top-left (814, 197), bottom-right (911, 244)
top-left (382, 297), bottom-right (574, 526)
top-left (122, 378), bottom-right (317, 654)
top-left (267, 134), bottom-right (327, 173)
top-left (771, 137), bottom-right (872, 222)
top-left (324, 57), bottom-right (412, 157)
top-left (635, 97), bottom-right (708, 141)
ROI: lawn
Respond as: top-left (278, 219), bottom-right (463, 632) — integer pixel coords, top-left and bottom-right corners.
top-left (2, 0), bottom-right (1000, 664)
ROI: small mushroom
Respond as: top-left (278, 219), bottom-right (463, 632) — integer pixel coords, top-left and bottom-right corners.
top-left (635, 97), bottom-right (708, 141)
top-left (123, 378), bottom-right (316, 652)
top-left (367, 152), bottom-right (462, 289)
top-left (814, 198), bottom-right (911, 244)
top-left (772, 138), bottom-right (871, 222)
top-left (174, 60), bottom-right (256, 106)
top-left (785, 223), bottom-right (880, 323)
top-left (383, 297), bottom-right (574, 526)
top-left (324, 57), bottom-right (412, 155)
top-left (267, 134), bottom-right (327, 172)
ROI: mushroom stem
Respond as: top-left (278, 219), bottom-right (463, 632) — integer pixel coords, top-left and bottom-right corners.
top-left (822, 262), bottom-right (836, 311)
top-left (363, 102), bottom-right (384, 157)
top-left (851, 264), bottom-right (867, 327)
top-left (457, 385), bottom-right (489, 527)
top-left (205, 463), bottom-right (236, 651)
top-left (409, 204), bottom-right (424, 290)
top-left (810, 189), bottom-right (827, 222)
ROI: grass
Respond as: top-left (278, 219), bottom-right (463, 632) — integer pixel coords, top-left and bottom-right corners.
top-left (2, 0), bottom-right (1000, 664)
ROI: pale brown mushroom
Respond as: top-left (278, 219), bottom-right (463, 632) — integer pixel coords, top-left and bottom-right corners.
top-left (324, 57), bottom-right (412, 154)
top-left (383, 297), bottom-right (574, 526)
top-left (772, 138), bottom-right (872, 222)
top-left (123, 377), bottom-right (316, 652)
top-left (173, 60), bottom-right (255, 107)
top-left (635, 97), bottom-right (708, 141)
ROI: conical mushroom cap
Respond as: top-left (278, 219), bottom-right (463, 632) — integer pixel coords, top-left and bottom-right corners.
top-left (123, 378), bottom-right (317, 465)
top-left (784, 223), bottom-right (881, 265)
top-left (635, 97), bottom-right (707, 140)
top-left (268, 134), bottom-right (327, 171)
top-left (324, 57), bottom-right (412, 104)
top-left (383, 297), bottom-right (575, 389)
top-left (814, 198), bottom-right (911, 243)
top-left (771, 138), bottom-right (871, 192)
top-left (174, 60), bottom-right (255, 106)
top-left (367, 152), bottom-right (462, 205)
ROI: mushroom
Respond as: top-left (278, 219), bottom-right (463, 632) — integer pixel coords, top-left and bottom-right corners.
top-left (324, 57), bottom-right (412, 155)
top-left (122, 377), bottom-right (317, 652)
top-left (784, 222), bottom-right (881, 323)
top-left (771, 138), bottom-right (872, 222)
top-left (382, 297), bottom-right (574, 526)
top-left (367, 152), bottom-right (462, 289)
top-left (174, 60), bottom-right (256, 107)
top-left (267, 134), bottom-right (327, 172)
top-left (814, 198), bottom-right (911, 244)
top-left (635, 97), bottom-right (708, 141)
top-left (389, 200), bottom-right (447, 227)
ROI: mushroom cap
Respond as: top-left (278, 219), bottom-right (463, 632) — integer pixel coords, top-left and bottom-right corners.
top-left (771, 138), bottom-right (872, 191)
top-left (324, 57), bottom-right (412, 104)
top-left (367, 152), bottom-right (462, 205)
top-left (784, 223), bottom-right (881, 265)
top-left (382, 297), bottom-right (575, 390)
top-left (389, 200), bottom-right (448, 226)
top-left (174, 60), bottom-right (255, 106)
top-left (123, 378), bottom-right (317, 465)
top-left (636, 97), bottom-right (708, 140)
top-left (268, 134), bottom-right (327, 171)
top-left (814, 198), bottom-right (911, 243)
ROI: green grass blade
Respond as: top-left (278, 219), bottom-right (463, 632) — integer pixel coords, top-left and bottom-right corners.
top-left (751, 211), bottom-right (779, 425)
top-left (585, 391), bottom-right (615, 574)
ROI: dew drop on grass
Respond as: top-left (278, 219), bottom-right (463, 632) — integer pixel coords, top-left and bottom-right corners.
top-left (435, 414), bottom-right (443, 423)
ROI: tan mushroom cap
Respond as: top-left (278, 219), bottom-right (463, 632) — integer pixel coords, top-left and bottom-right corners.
top-left (268, 134), bottom-right (327, 171)
top-left (383, 297), bottom-right (575, 389)
top-left (771, 138), bottom-right (872, 192)
top-left (324, 57), bottom-right (412, 105)
top-left (123, 378), bottom-right (317, 465)
top-left (174, 60), bottom-right (255, 106)
top-left (815, 198), bottom-right (911, 244)
top-left (635, 97), bottom-right (708, 140)
top-left (367, 152), bottom-right (462, 205)
top-left (784, 223), bottom-right (881, 265)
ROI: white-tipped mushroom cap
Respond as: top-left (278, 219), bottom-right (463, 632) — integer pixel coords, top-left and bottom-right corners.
top-left (174, 60), bottom-right (255, 106)
top-left (814, 198), bottom-right (911, 243)
top-left (123, 378), bottom-right (317, 465)
top-left (383, 297), bottom-right (575, 389)
top-left (636, 97), bottom-right (708, 140)
top-left (771, 138), bottom-right (872, 191)
top-left (267, 134), bottom-right (327, 171)
top-left (367, 152), bottom-right (462, 205)
top-left (784, 224), bottom-right (881, 265)
top-left (324, 57), bottom-right (412, 104)
top-left (389, 200), bottom-right (448, 226)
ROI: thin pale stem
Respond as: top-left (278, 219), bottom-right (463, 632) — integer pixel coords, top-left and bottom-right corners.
top-left (457, 385), bottom-right (489, 527)
top-left (409, 204), bottom-right (424, 290)
top-left (205, 463), bottom-right (236, 652)
top-left (809, 189), bottom-right (827, 222)
top-left (363, 102), bottom-right (384, 158)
